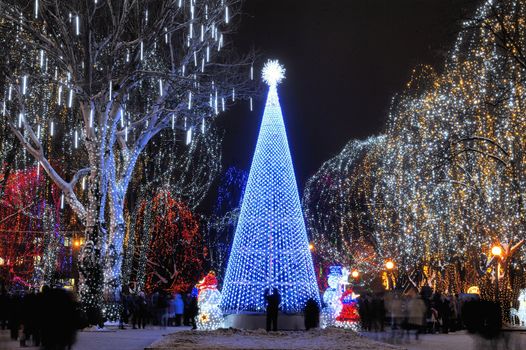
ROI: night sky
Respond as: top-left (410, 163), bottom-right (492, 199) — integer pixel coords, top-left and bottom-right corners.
top-left (207, 0), bottom-right (476, 210)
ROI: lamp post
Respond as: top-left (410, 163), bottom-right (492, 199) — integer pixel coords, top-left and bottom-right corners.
top-left (491, 245), bottom-right (502, 303)
top-left (385, 260), bottom-right (395, 290)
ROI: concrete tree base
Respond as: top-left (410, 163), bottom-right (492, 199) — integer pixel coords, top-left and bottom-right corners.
top-left (223, 313), bottom-right (305, 330)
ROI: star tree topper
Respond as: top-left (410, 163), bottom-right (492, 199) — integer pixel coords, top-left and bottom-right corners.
top-left (262, 59), bottom-right (286, 86)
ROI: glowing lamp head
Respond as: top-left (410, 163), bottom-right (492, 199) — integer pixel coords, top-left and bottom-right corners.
top-left (308, 243), bottom-right (314, 251)
top-left (385, 260), bottom-right (395, 270)
top-left (351, 270), bottom-right (359, 279)
top-left (262, 59), bottom-right (285, 86)
top-left (491, 245), bottom-right (502, 257)
top-left (0, 257), bottom-right (4, 266)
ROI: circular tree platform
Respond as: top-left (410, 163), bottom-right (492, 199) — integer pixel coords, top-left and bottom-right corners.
top-left (146, 328), bottom-right (404, 350)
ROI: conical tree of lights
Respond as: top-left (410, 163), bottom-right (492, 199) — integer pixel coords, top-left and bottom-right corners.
top-left (221, 60), bottom-right (320, 313)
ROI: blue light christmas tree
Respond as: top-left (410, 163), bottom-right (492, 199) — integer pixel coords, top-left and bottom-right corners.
top-left (221, 60), bottom-right (320, 313)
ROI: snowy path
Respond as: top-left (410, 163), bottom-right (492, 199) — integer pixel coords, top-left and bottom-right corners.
top-left (0, 326), bottom-right (189, 350)
top-left (361, 330), bottom-right (526, 350)
top-left (2, 327), bottom-right (525, 350)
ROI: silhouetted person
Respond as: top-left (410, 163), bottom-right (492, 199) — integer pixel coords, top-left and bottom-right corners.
top-left (187, 295), bottom-right (199, 330)
top-left (304, 298), bottom-right (320, 330)
top-left (41, 287), bottom-right (78, 350)
top-left (265, 287), bottom-right (281, 331)
top-left (132, 292), bottom-right (148, 329)
top-left (8, 293), bottom-right (21, 341)
top-left (0, 284), bottom-right (8, 330)
top-left (21, 289), bottom-right (41, 347)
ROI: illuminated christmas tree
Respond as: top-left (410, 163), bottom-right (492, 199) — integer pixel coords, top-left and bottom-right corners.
top-left (221, 60), bottom-right (320, 314)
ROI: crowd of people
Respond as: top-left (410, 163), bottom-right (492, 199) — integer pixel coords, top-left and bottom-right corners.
top-left (0, 283), bottom-right (201, 349)
top-left (0, 285), bottom-right (79, 349)
top-left (357, 287), bottom-right (502, 341)
top-left (117, 288), bottom-right (199, 330)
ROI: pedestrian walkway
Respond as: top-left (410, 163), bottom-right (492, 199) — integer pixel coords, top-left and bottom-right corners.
top-left (0, 326), bottom-right (190, 350)
top-left (361, 330), bottom-right (526, 350)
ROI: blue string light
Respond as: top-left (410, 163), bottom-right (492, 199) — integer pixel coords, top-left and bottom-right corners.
top-left (221, 61), bottom-right (320, 313)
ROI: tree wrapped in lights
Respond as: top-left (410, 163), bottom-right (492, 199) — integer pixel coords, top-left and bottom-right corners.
top-left (0, 166), bottom-right (63, 287)
top-left (304, 0), bottom-right (526, 306)
top-left (303, 136), bottom-right (385, 281)
top-left (0, 0), bottom-right (254, 318)
top-left (221, 60), bottom-right (320, 314)
top-left (205, 166), bottom-right (247, 280)
top-left (128, 190), bottom-right (204, 294)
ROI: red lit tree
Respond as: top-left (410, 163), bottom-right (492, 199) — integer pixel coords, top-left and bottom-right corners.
top-left (0, 166), bottom-right (61, 286)
top-left (130, 190), bottom-right (205, 294)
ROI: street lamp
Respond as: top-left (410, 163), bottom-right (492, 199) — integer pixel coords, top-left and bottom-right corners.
top-left (491, 245), bottom-right (503, 303)
top-left (351, 270), bottom-right (360, 279)
top-left (308, 243), bottom-right (314, 251)
top-left (385, 260), bottom-right (395, 290)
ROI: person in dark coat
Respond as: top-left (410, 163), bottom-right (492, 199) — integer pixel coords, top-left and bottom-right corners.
top-left (0, 284), bottom-right (8, 330)
top-left (8, 293), bottom-right (22, 341)
top-left (265, 287), bottom-right (281, 332)
top-left (41, 287), bottom-right (78, 350)
top-left (187, 295), bottom-right (199, 330)
top-left (304, 298), bottom-right (320, 330)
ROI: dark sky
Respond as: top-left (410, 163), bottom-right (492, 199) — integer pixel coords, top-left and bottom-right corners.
top-left (207, 0), bottom-right (476, 210)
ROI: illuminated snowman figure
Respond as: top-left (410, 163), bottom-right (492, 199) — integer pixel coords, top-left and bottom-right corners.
top-left (321, 266), bottom-right (345, 328)
top-left (196, 271), bottom-right (224, 330)
top-left (517, 289), bottom-right (526, 326)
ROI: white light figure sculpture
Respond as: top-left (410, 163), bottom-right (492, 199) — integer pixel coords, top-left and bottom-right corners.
top-left (511, 289), bottom-right (526, 326)
top-left (321, 266), bottom-right (344, 328)
top-left (220, 60), bottom-right (320, 314)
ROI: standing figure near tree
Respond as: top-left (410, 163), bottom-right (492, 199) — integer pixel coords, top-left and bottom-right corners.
top-left (265, 287), bottom-right (281, 331)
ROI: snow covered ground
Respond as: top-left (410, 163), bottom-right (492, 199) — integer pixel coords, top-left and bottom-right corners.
top-left (147, 328), bottom-right (404, 350)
